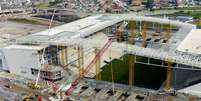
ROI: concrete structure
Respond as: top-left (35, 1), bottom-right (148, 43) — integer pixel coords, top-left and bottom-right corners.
top-left (177, 29), bottom-right (201, 54)
top-left (179, 82), bottom-right (201, 97)
top-left (0, 44), bottom-right (65, 80)
top-left (176, 16), bottom-right (193, 22)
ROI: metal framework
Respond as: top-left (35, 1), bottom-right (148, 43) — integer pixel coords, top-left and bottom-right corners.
top-left (65, 39), bottom-right (113, 96)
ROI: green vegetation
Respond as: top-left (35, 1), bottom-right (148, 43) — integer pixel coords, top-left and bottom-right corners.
top-left (166, 10), bottom-right (201, 28)
top-left (100, 55), bottom-right (167, 90)
top-left (156, 6), bottom-right (201, 11)
top-left (195, 20), bottom-right (201, 28)
top-left (49, 0), bottom-right (62, 6)
top-left (170, 11), bottom-right (201, 19)
top-left (8, 18), bottom-right (44, 25)
top-left (36, 3), bottom-right (49, 8)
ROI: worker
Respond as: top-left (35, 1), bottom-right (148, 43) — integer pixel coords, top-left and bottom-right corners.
top-left (37, 96), bottom-right (43, 101)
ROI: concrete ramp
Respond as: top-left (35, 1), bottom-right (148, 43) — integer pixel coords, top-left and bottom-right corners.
top-left (179, 83), bottom-right (201, 97)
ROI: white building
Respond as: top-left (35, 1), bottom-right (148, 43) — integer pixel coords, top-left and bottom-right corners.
top-left (0, 45), bottom-right (65, 81)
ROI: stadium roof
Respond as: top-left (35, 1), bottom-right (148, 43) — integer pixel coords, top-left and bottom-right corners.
top-left (177, 29), bottom-right (201, 55)
top-left (16, 15), bottom-right (121, 43)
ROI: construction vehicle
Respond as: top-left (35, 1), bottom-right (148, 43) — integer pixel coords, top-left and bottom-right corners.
top-left (65, 39), bottom-right (113, 96)
top-left (27, 81), bottom-right (41, 90)
top-left (22, 94), bottom-right (35, 101)
top-left (23, 95), bottom-right (31, 101)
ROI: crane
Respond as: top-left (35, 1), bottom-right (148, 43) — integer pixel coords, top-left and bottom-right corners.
top-left (35, 48), bottom-right (46, 87)
top-left (27, 48), bottom-right (46, 90)
top-left (30, 9), bottom-right (57, 90)
top-left (65, 39), bottom-right (113, 96)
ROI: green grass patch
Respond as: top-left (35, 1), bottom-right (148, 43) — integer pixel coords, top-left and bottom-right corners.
top-left (195, 20), bottom-right (201, 28)
top-left (156, 7), bottom-right (201, 11)
top-left (49, 0), bottom-right (62, 6)
top-left (8, 18), bottom-right (44, 25)
top-left (166, 10), bottom-right (201, 28)
top-left (170, 11), bottom-right (201, 19)
top-left (100, 55), bottom-right (167, 90)
top-left (36, 3), bottom-right (50, 8)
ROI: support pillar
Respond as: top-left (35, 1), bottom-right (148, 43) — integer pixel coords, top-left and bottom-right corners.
top-left (129, 55), bottom-right (135, 86)
top-left (95, 48), bottom-right (101, 80)
top-left (141, 23), bottom-right (147, 48)
top-left (78, 47), bottom-right (84, 75)
top-left (129, 20), bottom-right (136, 44)
top-left (59, 46), bottom-right (68, 67)
top-left (164, 62), bottom-right (173, 92)
top-left (64, 46), bottom-right (68, 68)
top-left (59, 46), bottom-right (63, 66)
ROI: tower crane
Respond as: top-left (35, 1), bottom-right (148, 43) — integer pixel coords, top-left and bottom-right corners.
top-left (65, 39), bottom-right (113, 96)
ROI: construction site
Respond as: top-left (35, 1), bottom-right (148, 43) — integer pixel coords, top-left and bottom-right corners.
top-left (0, 13), bottom-right (201, 100)
top-left (1, 0), bottom-right (201, 100)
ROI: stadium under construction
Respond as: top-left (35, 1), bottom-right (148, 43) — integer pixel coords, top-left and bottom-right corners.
top-left (0, 14), bottom-right (201, 100)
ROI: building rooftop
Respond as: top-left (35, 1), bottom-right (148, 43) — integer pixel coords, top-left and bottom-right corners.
top-left (179, 82), bottom-right (201, 97)
top-left (4, 44), bottom-right (46, 50)
top-left (14, 14), bottom-right (201, 68)
top-left (177, 29), bottom-right (201, 55)
top-left (16, 15), bottom-right (121, 43)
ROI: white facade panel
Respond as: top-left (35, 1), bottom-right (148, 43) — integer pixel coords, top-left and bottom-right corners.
top-left (2, 48), bottom-right (40, 79)
top-left (0, 49), bottom-right (9, 71)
